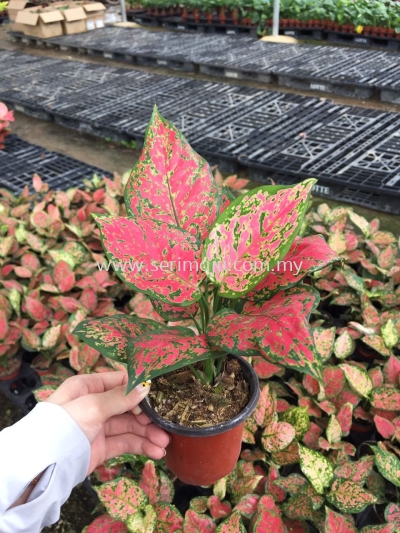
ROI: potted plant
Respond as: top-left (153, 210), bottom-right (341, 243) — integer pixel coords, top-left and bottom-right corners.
top-left (74, 106), bottom-right (340, 487)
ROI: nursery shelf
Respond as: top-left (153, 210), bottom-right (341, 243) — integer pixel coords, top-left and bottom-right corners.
top-left (1, 50), bottom-right (400, 214)
top-left (0, 134), bottom-right (112, 194)
top-left (8, 27), bottom-right (400, 104)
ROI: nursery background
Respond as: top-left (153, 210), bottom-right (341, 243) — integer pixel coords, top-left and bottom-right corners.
top-left (0, 0), bottom-right (400, 531)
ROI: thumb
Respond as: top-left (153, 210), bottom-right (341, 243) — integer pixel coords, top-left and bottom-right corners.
top-left (95, 381), bottom-right (151, 421)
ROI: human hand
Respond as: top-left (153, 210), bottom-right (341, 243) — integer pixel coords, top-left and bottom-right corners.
top-left (46, 371), bottom-right (169, 475)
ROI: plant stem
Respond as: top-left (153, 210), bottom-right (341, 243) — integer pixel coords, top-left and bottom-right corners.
top-left (204, 359), bottom-right (214, 383)
top-left (215, 355), bottom-right (225, 376)
top-left (189, 364), bottom-right (205, 382)
top-left (213, 292), bottom-right (221, 313)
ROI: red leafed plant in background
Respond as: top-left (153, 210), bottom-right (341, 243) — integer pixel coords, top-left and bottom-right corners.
top-left (0, 102), bottom-right (14, 149)
top-left (74, 106), bottom-right (340, 393)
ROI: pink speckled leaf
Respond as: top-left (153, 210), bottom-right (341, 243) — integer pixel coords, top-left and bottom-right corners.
top-left (25, 296), bottom-right (50, 321)
top-left (281, 493), bottom-right (314, 521)
top-left (362, 335), bottom-right (392, 357)
top-left (336, 403), bottom-right (353, 437)
top-left (33, 385), bottom-right (57, 402)
top-left (153, 503), bottom-right (183, 533)
top-left (95, 478), bottom-right (147, 521)
top-left (383, 355), bottom-right (400, 385)
top-left (84, 514), bottom-right (128, 533)
top-left (271, 441), bottom-right (300, 466)
top-left (207, 496), bottom-right (231, 520)
top-left (251, 495), bottom-right (286, 533)
top-left (230, 476), bottom-right (263, 505)
top-left (139, 460), bottom-right (159, 505)
top-left (190, 497), bottom-right (208, 513)
top-left (159, 471), bottom-right (174, 504)
top-left (184, 510), bottom-right (216, 533)
top-left (74, 314), bottom-right (164, 363)
top-left (327, 479), bottom-right (377, 513)
top-left (0, 310), bottom-right (8, 341)
top-left (369, 367), bottom-right (384, 388)
top-left (334, 456), bottom-right (374, 485)
top-left (325, 507), bottom-right (357, 533)
top-left (126, 107), bottom-right (220, 242)
top-left (203, 179), bottom-right (316, 298)
top-left (150, 298), bottom-right (199, 322)
top-left (283, 519), bottom-right (310, 533)
top-left (339, 364), bottom-right (373, 398)
top-left (323, 366), bottom-right (346, 398)
top-left (252, 357), bottom-right (282, 379)
top-left (94, 214), bottom-right (205, 305)
top-left (372, 443), bottom-right (400, 488)
top-left (360, 526), bottom-right (395, 533)
top-left (207, 286), bottom-right (322, 382)
top-left (94, 464), bottom-right (123, 484)
top-left (247, 235), bottom-right (340, 301)
top-left (302, 422), bottom-right (323, 450)
top-left (374, 415), bottom-right (395, 438)
top-left (385, 503), bottom-right (400, 529)
top-left (302, 374), bottom-right (320, 396)
top-left (273, 474), bottom-right (307, 495)
top-left (233, 494), bottom-right (260, 519)
top-left (216, 512), bottom-right (246, 533)
top-left (126, 329), bottom-right (220, 392)
top-left (254, 383), bottom-right (276, 427)
top-left (371, 387), bottom-right (400, 411)
top-left (261, 421), bottom-right (295, 453)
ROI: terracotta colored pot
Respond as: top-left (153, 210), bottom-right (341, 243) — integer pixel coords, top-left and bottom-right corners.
top-left (193, 8), bottom-right (200, 23)
top-left (0, 357), bottom-right (22, 381)
top-left (387, 29), bottom-right (395, 38)
top-left (182, 6), bottom-right (188, 21)
top-left (140, 356), bottom-right (260, 486)
top-left (230, 8), bottom-right (239, 25)
top-left (218, 6), bottom-right (226, 24)
top-left (355, 343), bottom-right (380, 362)
top-left (206, 11), bottom-right (213, 24)
top-left (242, 17), bottom-right (250, 26)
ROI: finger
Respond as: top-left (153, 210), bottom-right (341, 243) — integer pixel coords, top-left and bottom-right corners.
top-left (105, 413), bottom-right (170, 449)
top-left (92, 381), bottom-right (151, 422)
top-left (134, 412), bottom-right (152, 426)
top-left (132, 405), bottom-right (142, 415)
top-left (47, 372), bottom-right (128, 405)
top-left (104, 433), bottom-right (166, 462)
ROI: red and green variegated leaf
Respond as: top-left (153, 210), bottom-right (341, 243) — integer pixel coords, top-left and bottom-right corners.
top-left (251, 495), bottom-right (287, 533)
top-left (334, 331), bottom-right (355, 360)
top-left (265, 465), bottom-right (285, 503)
top-left (184, 510), bottom-right (216, 533)
top-left (383, 355), bottom-right (400, 385)
top-left (299, 398), bottom-right (322, 419)
top-left (246, 235), bottom-right (340, 301)
top-left (139, 460), bottom-right (159, 505)
top-left (323, 366), bottom-right (346, 399)
top-left (207, 286), bottom-right (322, 383)
top-left (326, 415), bottom-right (342, 444)
top-left (361, 295), bottom-right (381, 329)
top-left (342, 265), bottom-right (366, 293)
top-left (243, 414), bottom-right (257, 444)
top-left (233, 494), bottom-right (260, 519)
top-left (372, 442), bottom-right (400, 487)
top-left (360, 526), bottom-right (395, 533)
top-left (281, 494), bottom-right (314, 521)
top-left (230, 476), bottom-right (263, 505)
top-left (0, 310), bottom-right (8, 341)
top-left (190, 497), bottom-right (208, 513)
top-left (240, 449), bottom-right (266, 463)
top-left (283, 519), bottom-right (310, 533)
top-left (125, 107), bottom-right (220, 243)
top-left (371, 387), bottom-right (400, 411)
top-left (126, 503), bottom-right (156, 533)
top-left (14, 266), bottom-right (33, 278)
top-left (216, 512), bottom-right (246, 533)
top-left (130, 293), bottom-right (164, 323)
top-left (21, 252), bottom-right (40, 273)
top-left (328, 231), bottom-right (347, 255)
top-left (369, 367), bottom-right (384, 388)
top-left (302, 374), bottom-right (320, 397)
top-left (366, 469), bottom-right (386, 503)
top-left (153, 503), bottom-right (183, 533)
top-left (159, 471), bottom-right (174, 504)
top-left (331, 292), bottom-right (360, 307)
top-left (25, 296), bottom-right (50, 322)
top-left (362, 335), bottom-right (392, 357)
top-left (253, 357), bottom-right (283, 379)
top-left (213, 478), bottom-right (227, 501)
top-left (33, 385), bottom-right (57, 402)
top-left (280, 407), bottom-right (310, 440)
top-left (42, 325), bottom-right (62, 351)
top-left (80, 288), bottom-right (98, 314)
top-left (203, 179), bottom-right (316, 298)
top-left (273, 474), bottom-right (308, 495)
top-left (334, 456), bottom-right (374, 484)
top-left (74, 315), bottom-right (165, 363)
top-left (254, 383), bottom-right (277, 427)
top-left (374, 415), bottom-right (395, 438)
top-left (93, 214), bottom-right (205, 306)
top-left (126, 329), bottom-right (220, 392)
top-left (339, 364), bottom-right (373, 398)
top-left (302, 422), bottom-right (323, 450)
top-left (381, 320), bottom-right (399, 350)
top-left (298, 444), bottom-right (334, 494)
top-left (378, 246), bottom-right (396, 270)
top-left (271, 441), bottom-right (300, 466)
top-left (261, 421), bottom-right (295, 453)
top-left (327, 479), bottom-right (377, 513)
top-left (94, 464), bottom-right (124, 483)
top-left (207, 496), bottom-right (231, 520)
top-left (150, 298), bottom-right (198, 322)
top-left (95, 478), bottom-right (148, 521)
top-left (83, 514), bottom-right (128, 533)
top-left (347, 211), bottom-right (370, 236)
top-left (385, 503), bottom-right (400, 528)
top-left (336, 403), bottom-right (353, 437)
top-left (70, 345), bottom-right (100, 373)
top-left (324, 507), bottom-right (357, 533)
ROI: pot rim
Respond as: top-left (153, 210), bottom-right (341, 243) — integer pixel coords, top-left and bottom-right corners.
top-left (140, 355), bottom-right (260, 437)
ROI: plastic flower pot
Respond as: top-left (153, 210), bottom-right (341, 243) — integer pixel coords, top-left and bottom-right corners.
top-left (218, 6), bottom-right (226, 24)
top-left (230, 8), bottom-right (239, 25)
top-left (206, 11), bottom-right (213, 24)
top-left (140, 355), bottom-right (260, 486)
top-left (193, 8), bottom-right (200, 23)
top-left (0, 357), bottom-right (22, 381)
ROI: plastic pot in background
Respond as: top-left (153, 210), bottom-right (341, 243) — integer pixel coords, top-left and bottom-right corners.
top-left (0, 357), bottom-right (22, 381)
top-left (140, 356), bottom-right (260, 486)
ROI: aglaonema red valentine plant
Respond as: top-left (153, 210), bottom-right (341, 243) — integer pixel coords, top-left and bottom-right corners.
top-left (74, 106), bottom-right (340, 486)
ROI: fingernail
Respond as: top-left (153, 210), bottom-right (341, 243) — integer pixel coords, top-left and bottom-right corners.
top-left (135, 380), bottom-right (151, 394)
top-left (163, 448), bottom-right (166, 457)
top-left (132, 406), bottom-right (142, 415)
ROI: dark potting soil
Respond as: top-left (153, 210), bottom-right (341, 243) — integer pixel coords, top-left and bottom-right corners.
top-left (0, 391), bottom-right (98, 532)
top-left (148, 358), bottom-right (249, 428)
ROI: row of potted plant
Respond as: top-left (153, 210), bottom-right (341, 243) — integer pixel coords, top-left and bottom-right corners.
top-left (1, 103), bottom-right (399, 532)
top-left (126, 0), bottom-right (400, 37)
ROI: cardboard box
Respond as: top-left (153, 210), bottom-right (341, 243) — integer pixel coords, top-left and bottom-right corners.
top-left (60, 5), bottom-right (87, 35)
top-left (7, 0), bottom-right (30, 21)
top-left (83, 2), bottom-right (105, 30)
top-left (15, 7), bottom-right (64, 38)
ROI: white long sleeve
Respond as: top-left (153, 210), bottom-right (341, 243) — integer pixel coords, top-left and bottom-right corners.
top-left (0, 402), bottom-right (91, 533)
